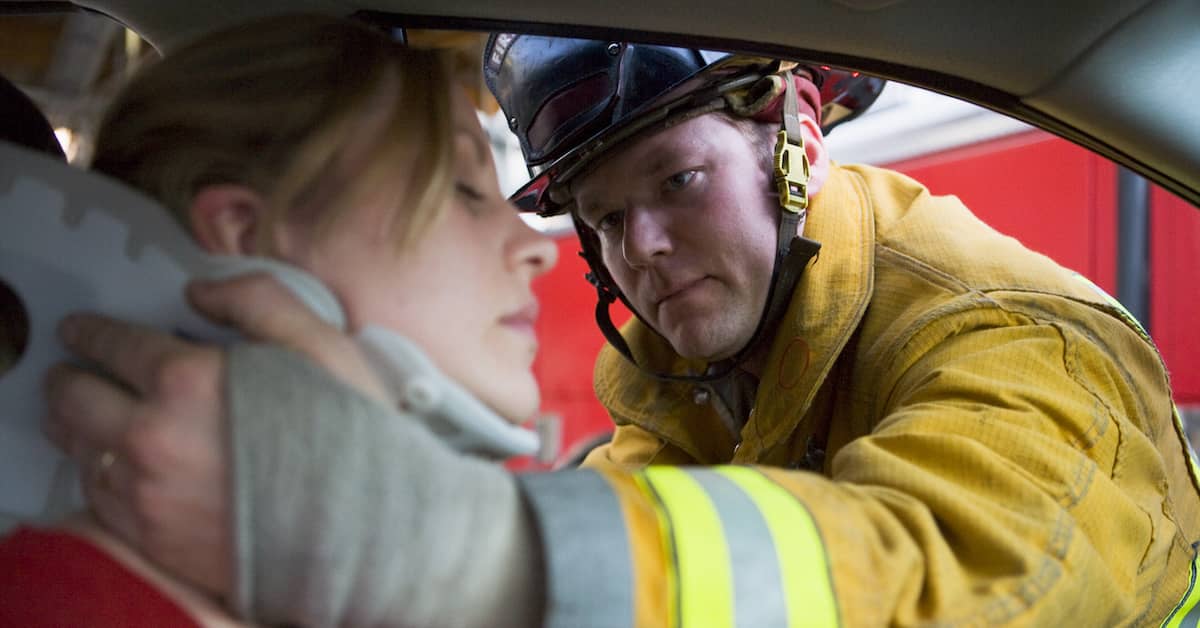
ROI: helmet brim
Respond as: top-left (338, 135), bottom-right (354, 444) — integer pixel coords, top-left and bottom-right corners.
top-left (508, 54), bottom-right (780, 215)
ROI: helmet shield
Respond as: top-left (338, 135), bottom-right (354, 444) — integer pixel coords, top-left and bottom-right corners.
top-left (819, 69), bottom-right (886, 131)
top-left (485, 34), bottom-right (732, 168)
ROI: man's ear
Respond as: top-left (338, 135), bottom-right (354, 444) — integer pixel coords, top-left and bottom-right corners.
top-left (187, 184), bottom-right (267, 255)
top-left (799, 115), bottom-right (830, 198)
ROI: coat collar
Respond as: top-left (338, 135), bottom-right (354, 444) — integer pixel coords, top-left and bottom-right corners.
top-left (737, 164), bottom-right (875, 459)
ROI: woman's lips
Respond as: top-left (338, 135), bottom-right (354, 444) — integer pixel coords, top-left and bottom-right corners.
top-left (500, 302), bottom-right (539, 338)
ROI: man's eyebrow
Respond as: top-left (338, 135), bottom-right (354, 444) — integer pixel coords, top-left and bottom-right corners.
top-left (575, 195), bottom-right (618, 223)
top-left (644, 152), bottom-right (672, 178)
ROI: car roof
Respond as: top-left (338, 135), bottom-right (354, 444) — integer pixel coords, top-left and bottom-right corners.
top-left (23, 0), bottom-right (1200, 208)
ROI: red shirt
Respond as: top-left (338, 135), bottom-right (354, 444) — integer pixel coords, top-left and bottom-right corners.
top-left (0, 526), bottom-right (200, 627)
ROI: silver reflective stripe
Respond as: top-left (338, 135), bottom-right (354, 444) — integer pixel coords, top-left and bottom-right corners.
top-left (519, 470), bottom-right (634, 628)
top-left (689, 469), bottom-right (790, 628)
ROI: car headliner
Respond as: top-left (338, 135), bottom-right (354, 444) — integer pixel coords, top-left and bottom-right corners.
top-left (23, 0), bottom-right (1200, 208)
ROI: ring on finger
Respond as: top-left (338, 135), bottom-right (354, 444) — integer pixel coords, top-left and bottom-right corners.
top-left (95, 450), bottom-right (118, 490)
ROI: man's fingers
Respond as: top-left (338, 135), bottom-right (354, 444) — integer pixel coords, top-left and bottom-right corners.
top-left (43, 363), bottom-right (138, 455)
top-left (45, 302), bottom-right (235, 598)
top-left (188, 273), bottom-right (337, 345)
top-left (189, 274), bottom-right (391, 403)
top-left (57, 313), bottom-right (192, 397)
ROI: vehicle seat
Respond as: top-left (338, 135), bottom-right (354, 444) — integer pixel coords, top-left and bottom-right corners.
top-left (0, 71), bottom-right (61, 414)
top-left (1, 74), bottom-right (65, 533)
top-left (0, 74), bottom-right (65, 161)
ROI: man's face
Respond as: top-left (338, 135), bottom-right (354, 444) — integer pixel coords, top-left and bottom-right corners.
top-left (571, 113), bottom-right (779, 362)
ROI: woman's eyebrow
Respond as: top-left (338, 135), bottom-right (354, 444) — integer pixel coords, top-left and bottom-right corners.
top-left (455, 128), bottom-right (489, 167)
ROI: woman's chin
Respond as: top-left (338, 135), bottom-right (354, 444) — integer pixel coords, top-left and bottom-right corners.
top-left (487, 379), bottom-right (541, 426)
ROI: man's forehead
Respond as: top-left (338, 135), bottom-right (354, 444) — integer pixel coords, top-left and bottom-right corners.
top-left (572, 113), bottom-right (729, 199)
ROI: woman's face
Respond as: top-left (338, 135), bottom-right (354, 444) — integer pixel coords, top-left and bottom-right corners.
top-left (278, 87), bottom-right (558, 422)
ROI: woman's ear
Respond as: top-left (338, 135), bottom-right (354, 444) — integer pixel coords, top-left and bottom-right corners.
top-left (799, 115), bottom-right (830, 198)
top-left (187, 184), bottom-right (267, 255)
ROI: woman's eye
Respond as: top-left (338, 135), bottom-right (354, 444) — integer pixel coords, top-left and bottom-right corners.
top-left (663, 170), bottom-right (696, 192)
top-left (455, 181), bottom-right (484, 201)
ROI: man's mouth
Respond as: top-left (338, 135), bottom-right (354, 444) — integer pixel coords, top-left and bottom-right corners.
top-left (654, 277), bottom-right (708, 309)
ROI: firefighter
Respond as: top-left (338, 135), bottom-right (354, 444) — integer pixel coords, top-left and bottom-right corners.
top-left (481, 36), bottom-right (1200, 626)
top-left (44, 34), bottom-right (1200, 628)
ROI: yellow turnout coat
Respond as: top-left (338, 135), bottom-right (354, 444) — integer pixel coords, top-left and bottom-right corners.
top-left (519, 163), bottom-right (1200, 627)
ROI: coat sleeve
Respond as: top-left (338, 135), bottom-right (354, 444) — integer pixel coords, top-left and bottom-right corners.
top-left (517, 309), bottom-right (1184, 627)
top-left (227, 344), bottom-right (542, 628)
top-left (581, 422), bottom-right (697, 469)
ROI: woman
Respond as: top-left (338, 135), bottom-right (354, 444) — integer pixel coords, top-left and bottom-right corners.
top-left (0, 13), bottom-right (555, 626)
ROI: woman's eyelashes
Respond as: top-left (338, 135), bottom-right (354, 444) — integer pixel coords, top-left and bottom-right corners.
top-left (455, 181), bottom-right (492, 216)
top-left (451, 180), bottom-right (489, 219)
top-left (455, 181), bottom-right (484, 201)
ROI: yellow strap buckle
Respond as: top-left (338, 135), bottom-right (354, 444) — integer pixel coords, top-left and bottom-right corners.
top-left (773, 129), bottom-right (809, 214)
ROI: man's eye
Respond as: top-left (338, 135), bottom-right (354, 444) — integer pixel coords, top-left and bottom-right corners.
top-left (595, 211), bottom-right (623, 233)
top-left (663, 170), bottom-right (696, 192)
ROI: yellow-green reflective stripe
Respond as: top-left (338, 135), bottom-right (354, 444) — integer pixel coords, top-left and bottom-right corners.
top-left (1162, 546), bottom-right (1200, 628)
top-left (717, 467), bottom-right (840, 627)
top-left (643, 466), bottom-right (735, 628)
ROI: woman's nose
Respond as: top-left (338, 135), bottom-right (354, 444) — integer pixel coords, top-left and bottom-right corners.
top-left (508, 211), bottom-right (559, 278)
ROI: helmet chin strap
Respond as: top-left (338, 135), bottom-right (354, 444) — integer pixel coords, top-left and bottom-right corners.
top-left (582, 73), bottom-right (821, 385)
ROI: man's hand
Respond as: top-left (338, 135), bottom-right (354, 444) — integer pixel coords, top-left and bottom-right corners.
top-left (43, 310), bottom-right (232, 596)
top-left (41, 273), bottom-right (386, 598)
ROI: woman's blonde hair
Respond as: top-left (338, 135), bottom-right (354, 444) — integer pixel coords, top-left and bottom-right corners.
top-left (92, 14), bottom-right (454, 250)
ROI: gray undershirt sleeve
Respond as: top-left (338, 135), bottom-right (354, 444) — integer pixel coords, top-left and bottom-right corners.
top-left (225, 344), bottom-right (543, 627)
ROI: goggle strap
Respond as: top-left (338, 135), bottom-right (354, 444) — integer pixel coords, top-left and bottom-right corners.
top-left (783, 70), bottom-right (804, 139)
top-left (591, 279), bottom-right (638, 366)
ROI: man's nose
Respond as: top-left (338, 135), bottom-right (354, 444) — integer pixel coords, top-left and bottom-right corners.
top-left (621, 206), bottom-right (673, 267)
